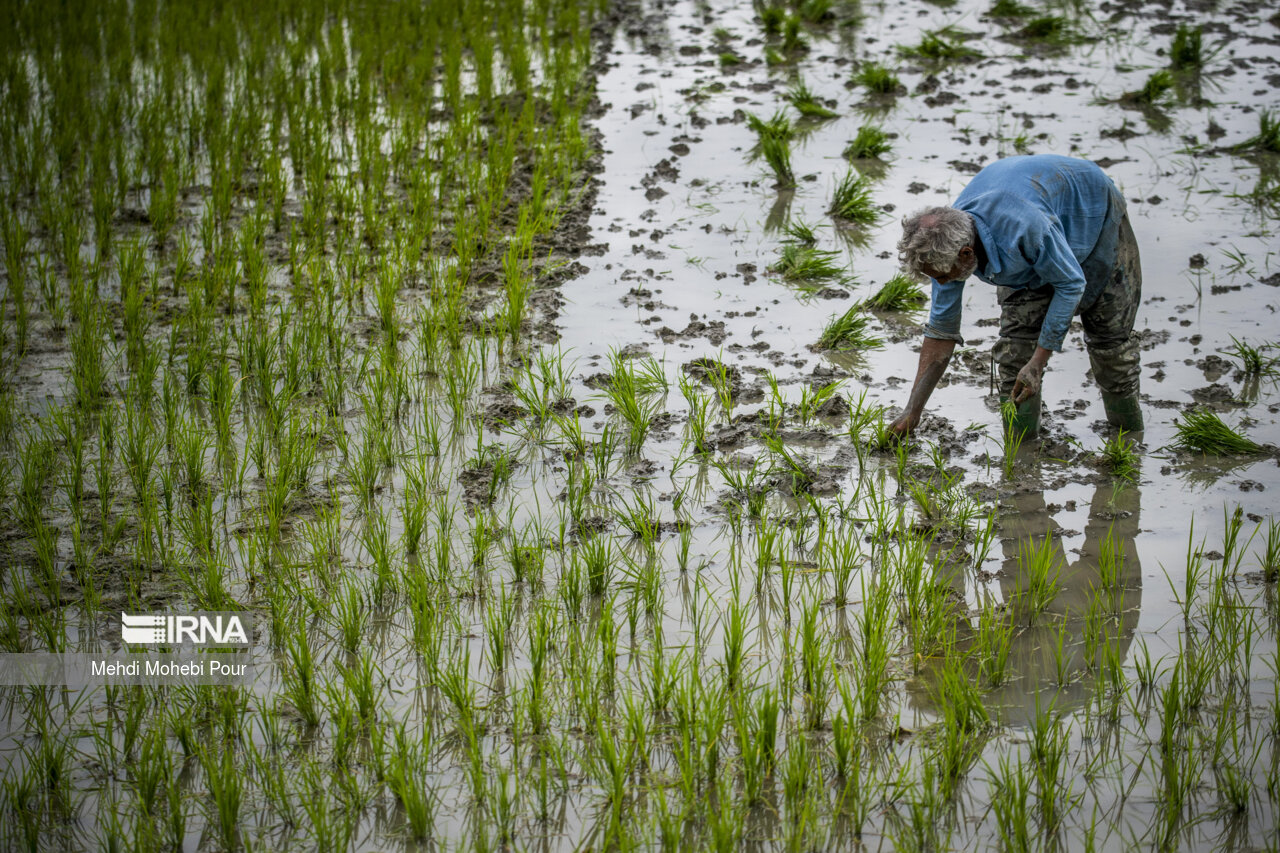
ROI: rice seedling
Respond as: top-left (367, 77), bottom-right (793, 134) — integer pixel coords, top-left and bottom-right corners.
top-left (783, 218), bottom-right (820, 246)
top-left (759, 133), bottom-right (796, 187)
top-left (1099, 429), bottom-right (1139, 481)
top-left (781, 15), bottom-right (808, 53)
top-left (817, 305), bottom-right (884, 351)
top-left (843, 125), bottom-right (892, 160)
top-left (1169, 24), bottom-right (1204, 71)
top-left (1010, 15), bottom-right (1079, 46)
top-left (786, 78), bottom-right (838, 119)
top-left (866, 272), bottom-right (926, 310)
top-left (746, 110), bottom-right (795, 143)
top-left (828, 171), bottom-right (881, 223)
top-left (1120, 70), bottom-right (1174, 105)
top-left (1172, 408), bottom-right (1263, 455)
top-left (759, 4), bottom-right (787, 33)
top-left (989, 0), bottom-right (1034, 16)
top-left (853, 62), bottom-right (902, 96)
top-left (770, 243), bottom-right (844, 284)
top-left (1225, 336), bottom-right (1280, 377)
top-left (899, 30), bottom-right (982, 62)
top-left (1230, 110), bottom-right (1280, 154)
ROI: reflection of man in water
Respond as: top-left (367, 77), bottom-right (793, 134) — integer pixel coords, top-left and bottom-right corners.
top-left (983, 478), bottom-right (1144, 723)
top-left (907, 475), bottom-right (1143, 726)
top-left (887, 154), bottom-right (1144, 439)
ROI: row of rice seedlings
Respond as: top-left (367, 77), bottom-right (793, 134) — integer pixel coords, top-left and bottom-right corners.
top-left (0, 0), bottom-right (606, 842)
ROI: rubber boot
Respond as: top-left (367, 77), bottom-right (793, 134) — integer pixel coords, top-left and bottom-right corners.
top-left (999, 393), bottom-right (1041, 439)
top-left (1101, 391), bottom-right (1143, 433)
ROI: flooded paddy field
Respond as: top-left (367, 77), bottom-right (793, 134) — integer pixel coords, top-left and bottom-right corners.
top-left (2, 0), bottom-right (1280, 850)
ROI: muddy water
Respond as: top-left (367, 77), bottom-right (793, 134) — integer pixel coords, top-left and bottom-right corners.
top-left (4, 1), bottom-right (1280, 850)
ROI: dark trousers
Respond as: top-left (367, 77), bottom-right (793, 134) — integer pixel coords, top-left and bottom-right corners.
top-left (992, 215), bottom-right (1142, 398)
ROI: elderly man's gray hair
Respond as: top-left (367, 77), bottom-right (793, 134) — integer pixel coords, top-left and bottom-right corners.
top-left (897, 207), bottom-right (975, 280)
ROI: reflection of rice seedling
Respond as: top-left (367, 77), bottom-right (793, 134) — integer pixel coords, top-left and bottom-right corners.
top-left (1231, 110), bottom-right (1280, 154)
top-left (719, 52), bottom-right (743, 67)
top-left (843, 125), bottom-right (892, 159)
top-left (866, 273), bottom-right (926, 310)
top-left (828, 171), bottom-right (881, 223)
top-left (991, 754), bottom-right (1034, 852)
top-left (1226, 336), bottom-right (1280, 377)
top-left (1100, 429), bottom-right (1139, 481)
top-left (899, 30), bottom-right (981, 61)
top-left (853, 62), bottom-right (901, 95)
top-left (1015, 535), bottom-right (1062, 620)
top-left (783, 218), bottom-right (819, 245)
top-left (1173, 408), bottom-right (1262, 455)
top-left (746, 110), bottom-right (794, 142)
top-left (1169, 24), bottom-right (1203, 71)
top-left (817, 306), bottom-right (883, 351)
top-left (770, 243), bottom-right (843, 282)
top-left (989, 0), bottom-right (1033, 16)
top-left (1121, 70), bottom-right (1174, 105)
top-left (759, 134), bottom-right (795, 186)
top-left (786, 78), bottom-right (837, 118)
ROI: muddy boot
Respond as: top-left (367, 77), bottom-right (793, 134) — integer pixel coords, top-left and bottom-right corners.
top-left (1101, 391), bottom-right (1143, 433)
top-left (999, 394), bottom-right (1041, 438)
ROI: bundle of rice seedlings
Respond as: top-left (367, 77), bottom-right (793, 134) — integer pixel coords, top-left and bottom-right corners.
top-left (865, 273), bottom-right (926, 310)
top-left (1231, 110), bottom-right (1280, 154)
top-left (1169, 24), bottom-right (1204, 71)
top-left (786, 78), bottom-right (837, 118)
top-left (817, 305), bottom-right (883, 350)
top-left (1120, 70), bottom-right (1174, 105)
top-left (1172, 408), bottom-right (1263, 455)
top-left (770, 244), bottom-right (843, 282)
top-left (829, 171), bottom-right (881, 223)
top-left (843, 125), bottom-right (891, 160)
top-left (760, 135), bottom-right (795, 187)
top-left (898, 30), bottom-right (982, 61)
top-left (853, 62), bottom-right (902, 95)
top-left (746, 110), bottom-right (794, 142)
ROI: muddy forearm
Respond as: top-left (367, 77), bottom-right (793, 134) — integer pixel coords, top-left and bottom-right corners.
top-left (903, 337), bottom-right (957, 417)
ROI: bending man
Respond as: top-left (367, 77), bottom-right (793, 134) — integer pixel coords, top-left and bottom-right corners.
top-left (889, 154), bottom-right (1143, 438)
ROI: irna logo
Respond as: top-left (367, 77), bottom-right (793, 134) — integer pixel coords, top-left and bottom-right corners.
top-left (121, 612), bottom-right (251, 645)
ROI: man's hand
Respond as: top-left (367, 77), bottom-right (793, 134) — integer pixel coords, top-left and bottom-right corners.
top-left (889, 337), bottom-right (957, 440)
top-left (1012, 347), bottom-right (1052, 403)
top-left (888, 410), bottom-right (921, 440)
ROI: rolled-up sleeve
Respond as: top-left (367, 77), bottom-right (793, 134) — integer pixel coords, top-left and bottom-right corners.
top-left (924, 278), bottom-right (966, 343)
top-left (1028, 227), bottom-right (1086, 351)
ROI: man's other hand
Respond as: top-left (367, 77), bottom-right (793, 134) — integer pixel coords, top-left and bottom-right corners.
top-left (1012, 359), bottom-right (1043, 403)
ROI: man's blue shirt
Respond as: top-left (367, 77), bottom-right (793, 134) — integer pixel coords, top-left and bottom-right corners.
top-left (924, 154), bottom-right (1125, 352)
